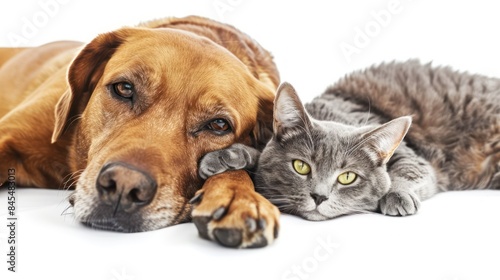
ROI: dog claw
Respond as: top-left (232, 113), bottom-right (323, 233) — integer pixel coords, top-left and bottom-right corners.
top-left (247, 236), bottom-right (268, 248)
top-left (258, 218), bottom-right (266, 230)
top-left (245, 218), bottom-right (257, 232)
top-left (212, 206), bottom-right (226, 220)
top-left (213, 228), bottom-right (243, 248)
top-left (192, 216), bottom-right (211, 240)
top-left (189, 192), bottom-right (204, 205)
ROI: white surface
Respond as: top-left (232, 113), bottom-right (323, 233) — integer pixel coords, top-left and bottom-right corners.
top-left (1, 1), bottom-right (500, 279)
top-left (1, 190), bottom-right (500, 280)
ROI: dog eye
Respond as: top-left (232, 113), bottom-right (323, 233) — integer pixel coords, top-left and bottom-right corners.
top-left (111, 82), bottom-right (134, 99)
top-left (207, 119), bottom-right (231, 133)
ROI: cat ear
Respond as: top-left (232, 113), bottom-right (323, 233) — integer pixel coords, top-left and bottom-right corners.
top-left (361, 116), bottom-right (412, 165)
top-left (273, 82), bottom-right (312, 141)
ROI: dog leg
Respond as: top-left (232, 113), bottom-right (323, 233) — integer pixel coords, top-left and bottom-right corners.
top-left (190, 170), bottom-right (280, 248)
top-left (0, 97), bottom-right (70, 188)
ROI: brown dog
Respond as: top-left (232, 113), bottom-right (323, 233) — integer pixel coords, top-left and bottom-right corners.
top-left (0, 16), bottom-right (280, 248)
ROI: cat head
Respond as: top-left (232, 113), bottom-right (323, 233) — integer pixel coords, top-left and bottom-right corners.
top-left (255, 82), bottom-right (411, 220)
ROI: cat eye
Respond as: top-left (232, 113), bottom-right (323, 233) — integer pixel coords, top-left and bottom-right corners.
top-left (293, 159), bottom-right (311, 175)
top-left (337, 171), bottom-right (357, 185)
top-left (111, 81), bottom-right (135, 99)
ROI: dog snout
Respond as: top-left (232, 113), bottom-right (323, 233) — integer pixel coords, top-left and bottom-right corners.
top-left (96, 162), bottom-right (157, 213)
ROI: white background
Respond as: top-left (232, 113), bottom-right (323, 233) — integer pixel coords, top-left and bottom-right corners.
top-left (2, 0), bottom-right (500, 102)
top-left (1, 1), bottom-right (500, 280)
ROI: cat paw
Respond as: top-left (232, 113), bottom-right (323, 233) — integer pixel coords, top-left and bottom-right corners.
top-left (379, 190), bottom-right (421, 216)
top-left (198, 144), bottom-right (255, 179)
top-left (190, 170), bottom-right (279, 248)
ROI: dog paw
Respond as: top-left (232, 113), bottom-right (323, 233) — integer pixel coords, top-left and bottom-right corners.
top-left (190, 170), bottom-right (279, 248)
top-left (379, 190), bottom-right (421, 216)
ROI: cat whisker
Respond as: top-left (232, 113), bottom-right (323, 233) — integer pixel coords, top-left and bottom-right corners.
top-left (361, 97), bottom-right (372, 127)
top-left (344, 133), bottom-right (378, 159)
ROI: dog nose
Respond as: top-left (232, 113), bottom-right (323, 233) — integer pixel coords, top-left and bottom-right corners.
top-left (310, 193), bottom-right (328, 206)
top-left (96, 162), bottom-right (157, 212)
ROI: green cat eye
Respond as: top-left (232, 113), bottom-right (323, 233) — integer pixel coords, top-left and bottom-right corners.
top-left (337, 171), bottom-right (357, 185)
top-left (293, 160), bottom-right (311, 175)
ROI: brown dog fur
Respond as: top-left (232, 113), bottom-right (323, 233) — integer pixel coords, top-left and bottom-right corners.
top-left (0, 16), bottom-right (280, 247)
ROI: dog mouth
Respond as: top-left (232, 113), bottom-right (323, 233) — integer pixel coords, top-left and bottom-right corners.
top-left (82, 219), bottom-right (130, 232)
top-left (72, 193), bottom-right (193, 233)
top-left (78, 207), bottom-right (148, 233)
top-left (70, 158), bottom-right (200, 232)
top-left (69, 194), bottom-right (136, 231)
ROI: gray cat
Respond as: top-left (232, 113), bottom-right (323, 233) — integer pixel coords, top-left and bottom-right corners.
top-left (199, 60), bottom-right (500, 220)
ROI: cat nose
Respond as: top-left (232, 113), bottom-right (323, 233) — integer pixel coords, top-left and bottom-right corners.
top-left (310, 193), bottom-right (328, 206)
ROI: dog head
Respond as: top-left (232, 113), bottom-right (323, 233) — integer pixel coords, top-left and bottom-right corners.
top-left (52, 26), bottom-right (276, 232)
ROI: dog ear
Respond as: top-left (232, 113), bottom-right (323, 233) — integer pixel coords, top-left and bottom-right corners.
top-left (51, 29), bottom-right (131, 143)
top-left (250, 86), bottom-right (275, 150)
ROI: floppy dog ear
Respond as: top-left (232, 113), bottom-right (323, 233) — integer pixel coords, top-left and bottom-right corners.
top-left (51, 29), bottom-right (131, 143)
top-left (250, 88), bottom-right (275, 150)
